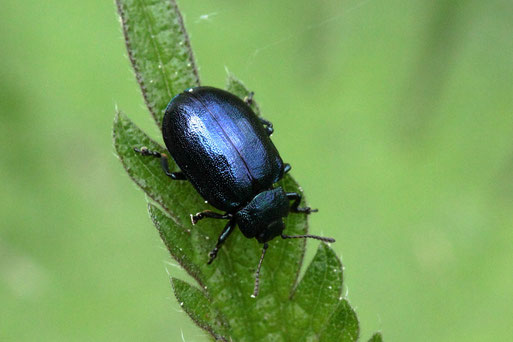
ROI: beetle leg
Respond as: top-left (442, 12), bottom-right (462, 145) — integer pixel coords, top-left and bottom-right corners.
top-left (134, 146), bottom-right (186, 180)
top-left (207, 219), bottom-right (236, 264)
top-left (286, 192), bottom-right (318, 214)
top-left (242, 91), bottom-right (273, 135)
top-left (283, 163), bottom-right (291, 174)
top-left (259, 118), bottom-right (274, 135)
top-left (243, 91), bottom-right (255, 105)
top-left (191, 210), bottom-right (231, 225)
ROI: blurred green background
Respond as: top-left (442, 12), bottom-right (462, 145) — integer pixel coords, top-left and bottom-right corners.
top-left (1, 0), bottom-right (512, 340)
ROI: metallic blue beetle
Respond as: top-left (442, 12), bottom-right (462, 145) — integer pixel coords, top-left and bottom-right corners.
top-left (135, 86), bottom-right (334, 296)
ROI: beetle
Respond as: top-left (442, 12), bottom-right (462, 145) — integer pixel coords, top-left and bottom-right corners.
top-left (135, 86), bottom-right (334, 296)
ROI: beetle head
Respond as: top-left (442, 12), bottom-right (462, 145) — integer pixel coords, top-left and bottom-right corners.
top-left (235, 187), bottom-right (289, 243)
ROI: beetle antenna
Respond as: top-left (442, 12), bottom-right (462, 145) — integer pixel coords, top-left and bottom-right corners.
top-left (251, 242), bottom-right (269, 298)
top-left (281, 234), bottom-right (335, 243)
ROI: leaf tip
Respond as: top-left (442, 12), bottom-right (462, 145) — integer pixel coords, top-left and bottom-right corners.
top-left (368, 331), bottom-right (384, 342)
top-left (224, 65), bottom-right (232, 77)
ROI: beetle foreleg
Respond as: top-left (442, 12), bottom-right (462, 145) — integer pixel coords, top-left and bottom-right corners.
top-left (134, 146), bottom-right (186, 180)
top-left (286, 192), bottom-right (318, 214)
top-left (191, 210), bottom-right (232, 225)
top-left (207, 219), bottom-right (236, 264)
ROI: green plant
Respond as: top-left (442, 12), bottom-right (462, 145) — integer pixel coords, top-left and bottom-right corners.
top-left (113, 0), bottom-right (383, 340)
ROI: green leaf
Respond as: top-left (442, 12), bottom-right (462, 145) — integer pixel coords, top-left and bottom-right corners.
top-left (367, 332), bottom-right (384, 342)
top-left (287, 243), bottom-right (344, 341)
top-left (225, 71), bottom-right (261, 116)
top-left (149, 203), bottom-right (205, 285)
top-left (171, 277), bottom-right (229, 341)
top-left (116, 0), bottom-right (200, 127)
top-left (115, 109), bottom-right (309, 340)
top-left (114, 0), bottom-right (382, 341)
top-left (113, 111), bottom-right (204, 228)
top-left (318, 299), bottom-right (359, 342)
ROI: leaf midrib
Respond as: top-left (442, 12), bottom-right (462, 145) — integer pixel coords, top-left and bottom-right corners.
top-left (134, 0), bottom-right (173, 100)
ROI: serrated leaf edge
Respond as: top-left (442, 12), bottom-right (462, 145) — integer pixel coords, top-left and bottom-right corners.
top-left (171, 277), bottom-right (229, 342)
top-left (115, 0), bottom-right (200, 128)
top-left (148, 203), bottom-right (206, 287)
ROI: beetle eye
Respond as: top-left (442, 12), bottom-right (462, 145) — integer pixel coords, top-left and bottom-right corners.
top-left (267, 220), bottom-right (285, 239)
top-left (267, 220), bottom-right (283, 231)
